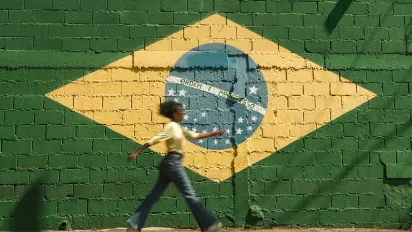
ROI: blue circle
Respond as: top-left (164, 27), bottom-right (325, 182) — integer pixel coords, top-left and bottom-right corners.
top-left (165, 43), bottom-right (268, 150)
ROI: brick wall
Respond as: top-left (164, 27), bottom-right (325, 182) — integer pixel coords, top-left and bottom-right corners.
top-left (0, 0), bottom-right (412, 230)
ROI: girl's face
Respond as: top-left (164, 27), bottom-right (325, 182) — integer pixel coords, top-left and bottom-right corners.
top-left (173, 106), bottom-right (184, 122)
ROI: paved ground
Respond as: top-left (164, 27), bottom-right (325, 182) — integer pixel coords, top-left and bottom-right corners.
top-left (64, 227), bottom-right (405, 232)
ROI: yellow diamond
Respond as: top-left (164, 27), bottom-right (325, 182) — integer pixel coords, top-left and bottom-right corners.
top-left (46, 14), bottom-right (376, 183)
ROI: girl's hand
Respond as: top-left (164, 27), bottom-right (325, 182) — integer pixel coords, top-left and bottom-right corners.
top-left (214, 130), bottom-right (225, 137)
top-left (127, 152), bottom-right (139, 162)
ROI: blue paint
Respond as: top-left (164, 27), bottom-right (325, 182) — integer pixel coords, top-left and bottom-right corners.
top-left (165, 43), bottom-right (268, 150)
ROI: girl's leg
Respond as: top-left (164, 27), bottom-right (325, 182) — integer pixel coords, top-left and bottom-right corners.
top-left (128, 174), bottom-right (170, 230)
top-left (166, 161), bottom-right (219, 231)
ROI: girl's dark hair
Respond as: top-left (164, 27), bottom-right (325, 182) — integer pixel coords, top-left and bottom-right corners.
top-left (159, 101), bottom-right (182, 120)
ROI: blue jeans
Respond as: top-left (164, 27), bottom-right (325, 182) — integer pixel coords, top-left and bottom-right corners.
top-left (129, 152), bottom-right (217, 230)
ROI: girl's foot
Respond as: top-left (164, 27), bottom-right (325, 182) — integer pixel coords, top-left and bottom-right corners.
top-left (126, 217), bottom-right (140, 231)
top-left (204, 222), bottom-right (222, 232)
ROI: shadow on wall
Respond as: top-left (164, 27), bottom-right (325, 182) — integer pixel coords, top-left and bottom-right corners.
top-left (10, 175), bottom-right (44, 231)
top-left (324, 0), bottom-right (354, 34)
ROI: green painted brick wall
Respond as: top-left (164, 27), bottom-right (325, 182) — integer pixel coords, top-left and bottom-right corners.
top-left (0, 0), bottom-right (412, 231)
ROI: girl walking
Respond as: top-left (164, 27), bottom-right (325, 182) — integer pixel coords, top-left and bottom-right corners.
top-left (127, 101), bottom-right (225, 232)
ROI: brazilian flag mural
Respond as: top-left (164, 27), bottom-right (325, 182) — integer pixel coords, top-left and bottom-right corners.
top-left (0, 0), bottom-right (411, 230)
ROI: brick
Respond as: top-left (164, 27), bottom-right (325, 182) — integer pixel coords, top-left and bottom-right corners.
top-left (343, 151), bottom-right (369, 165)
top-left (93, 12), bottom-right (119, 24)
top-left (304, 195), bottom-right (331, 209)
top-left (289, 27), bottom-right (314, 39)
top-left (0, 185), bottom-right (14, 199)
top-left (331, 138), bottom-right (358, 151)
top-left (49, 155), bottom-right (77, 168)
top-left (0, 126), bottom-right (15, 139)
top-left (382, 41), bottom-right (406, 53)
top-left (354, 16), bottom-right (379, 27)
top-left (49, 25), bottom-right (76, 37)
top-left (60, 169), bottom-right (89, 183)
top-left (21, 24), bottom-right (48, 37)
top-left (59, 200), bottom-right (87, 214)
top-left (343, 123), bottom-right (369, 137)
top-left (305, 41), bottom-right (330, 53)
top-left (157, 25), bottom-right (183, 38)
top-left (62, 38), bottom-right (90, 51)
top-left (214, 0), bottom-right (239, 12)
top-left (266, 1), bottom-right (291, 13)
top-left (76, 125), bottom-right (105, 138)
top-left (78, 155), bottom-right (106, 168)
top-left (397, 151), bottom-right (412, 164)
top-left (25, 0), bottom-right (52, 9)
top-left (16, 125), bottom-right (46, 139)
top-left (315, 152), bottom-right (341, 165)
top-left (0, 155), bottom-right (17, 169)
top-left (80, 0), bottom-right (107, 10)
top-left (357, 41), bottom-right (381, 53)
top-left (90, 39), bottom-right (117, 52)
top-left (370, 124), bottom-right (396, 136)
top-left (65, 11), bottom-right (92, 24)
top-left (3, 140), bottom-right (31, 154)
top-left (44, 185), bottom-right (73, 200)
top-left (46, 125), bottom-right (76, 139)
top-left (18, 155), bottom-right (47, 168)
top-left (93, 139), bottom-right (121, 152)
top-left (74, 184), bottom-right (103, 198)
top-left (117, 38), bottom-right (144, 51)
top-left (104, 183), bottom-right (133, 197)
top-left (0, 0), bottom-right (24, 9)
top-left (292, 2), bottom-right (317, 13)
top-left (385, 137), bottom-right (411, 150)
top-left (174, 12), bottom-right (200, 25)
top-left (34, 38), bottom-right (62, 50)
top-left (276, 167), bottom-right (303, 180)
top-left (386, 164), bottom-right (412, 178)
top-left (53, 0), bottom-right (80, 10)
top-left (5, 38), bottom-right (33, 50)
top-left (34, 110), bottom-right (63, 124)
top-left (0, 111), bottom-right (4, 124)
top-left (253, 14), bottom-right (278, 26)
top-left (314, 27), bottom-right (339, 39)
top-left (147, 12), bottom-right (173, 25)
top-left (240, 1), bottom-right (265, 13)
top-left (161, 0), bottom-right (186, 11)
top-left (278, 14), bottom-right (303, 26)
top-left (339, 27), bottom-right (364, 39)
top-left (0, 96), bottom-right (13, 109)
top-left (29, 170), bottom-right (59, 184)
top-left (75, 25), bottom-right (103, 37)
top-left (332, 195), bottom-right (358, 208)
top-left (304, 15), bottom-right (328, 26)
top-left (383, 110), bottom-right (410, 123)
top-left (62, 139), bottom-right (92, 153)
top-left (15, 96), bottom-right (43, 109)
top-left (277, 196), bottom-right (304, 209)
top-left (359, 194), bottom-right (385, 208)
top-left (0, 170), bottom-right (28, 184)
top-left (88, 199), bottom-right (117, 213)
top-left (358, 165), bottom-right (384, 178)
top-left (33, 140), bottom-right (61, 153)
top-left (331, 41), bottom-right (356, 53)
top-left (9, 10), bottom-right (36, 22)
top-left (188, 0), bottom-right (212, 12)
top-left (263, 26), bottom-right (288, 39)
top-left (278, 39), bottom-right (304, 52)
top-left (120, 12), bottom-right (146, 24)
top-left (130, 25), bottom-right (156, 37)
top-left (0, 10), bottom-right (7, 22)
top-left (381, 16), bottom-right (405, 27)
top-left (365, 27), bottom-right (390, 40)
top-left (0, 24), bottom-right (20, 36)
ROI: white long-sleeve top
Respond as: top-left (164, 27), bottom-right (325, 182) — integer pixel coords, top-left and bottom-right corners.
top-left (147, 121), bottom-right (200, 154)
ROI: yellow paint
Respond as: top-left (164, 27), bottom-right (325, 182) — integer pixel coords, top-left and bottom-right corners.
top-left (46, 13), bottom-right (377, 183)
